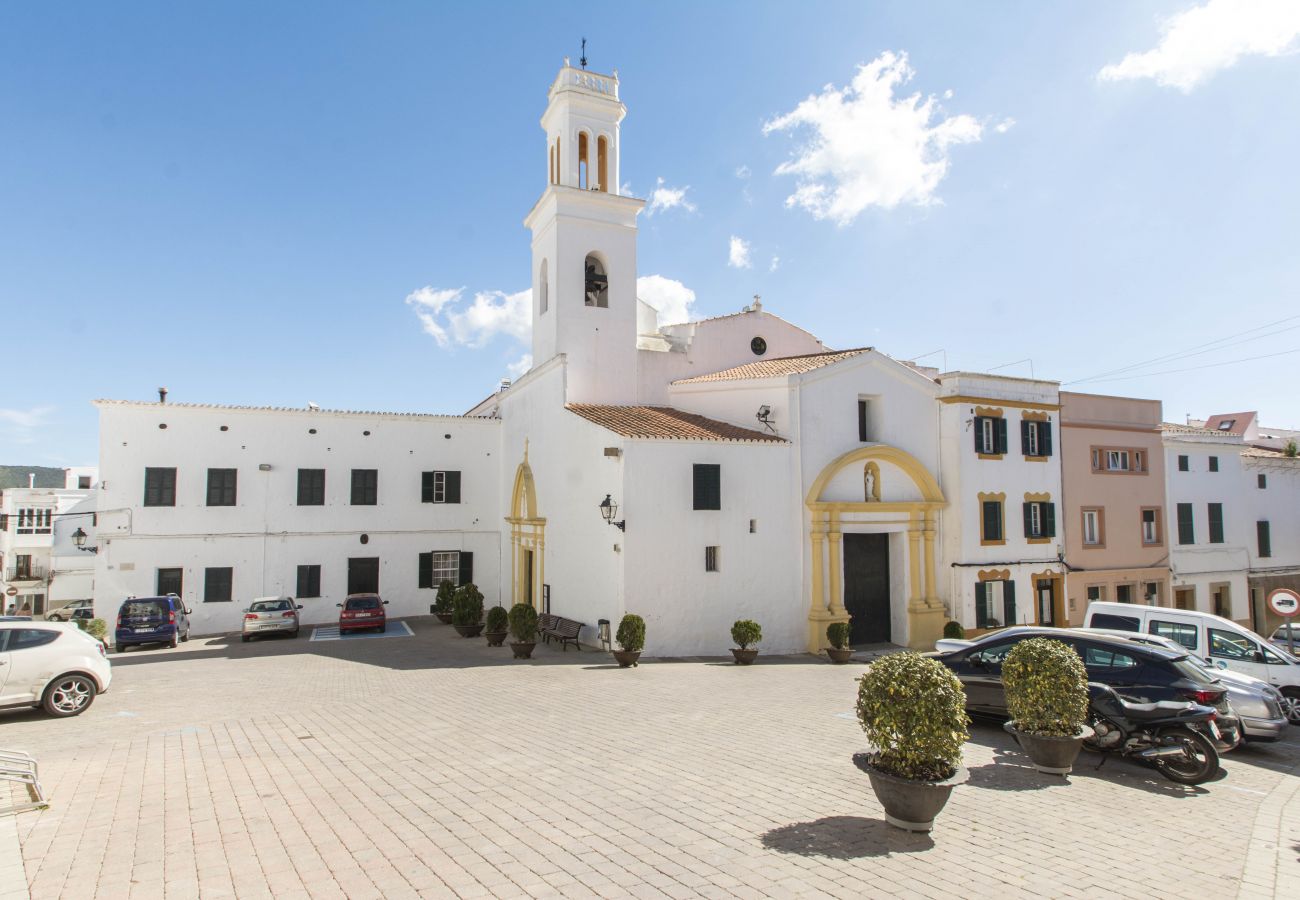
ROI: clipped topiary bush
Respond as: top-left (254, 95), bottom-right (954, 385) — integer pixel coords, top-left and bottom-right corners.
top-left (857, 651), bottom-right (968, 782)
top-left (827, 622), bottom-right (851, 650)
top-left (943, 620), bottom-right (965, 640)
top-left (731, 619), bottom-right (762, 650)
top-left (434, 580), bottom-right (456, 614)
top-left (508, 603), bottom-right (538, 642)
top-left (485, 605), bottom-right (509, 633)
top-left (1002, 637), bottom-right (1089, 737)
top-left (616, 614), bottom-right (645, 652)
top-left (451, 584), bottom-right (484, 626)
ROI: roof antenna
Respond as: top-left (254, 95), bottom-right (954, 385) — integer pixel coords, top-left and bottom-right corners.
top-left (580, 37), bottom-right (588, 70)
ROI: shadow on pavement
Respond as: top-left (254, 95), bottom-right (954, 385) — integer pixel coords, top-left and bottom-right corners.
top-left (761, 816), bottom-right (933, 858)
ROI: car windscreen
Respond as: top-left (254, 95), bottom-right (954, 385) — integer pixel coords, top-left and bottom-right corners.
top-left (123, 600), bottom-right (167, 618)
top-left (346, 597), bottom-right (380, 610)
top-left (250, 600), bottom-right (291, 612)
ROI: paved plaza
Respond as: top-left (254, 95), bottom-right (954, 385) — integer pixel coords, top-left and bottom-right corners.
top-left (2, 619), bottom-right (1298, 899)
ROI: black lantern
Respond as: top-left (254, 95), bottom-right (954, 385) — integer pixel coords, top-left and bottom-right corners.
top-left (599, 494), bottom-right (625, 531)
top-left (71, 526), bottom-right (97, 554)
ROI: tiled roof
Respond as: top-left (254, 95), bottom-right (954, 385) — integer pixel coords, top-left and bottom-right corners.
top-left (566, 405), bottom-right (787, 443)
top-left (1243, 447), bottom-right (1294, 459)
top-left (672, 348), bottom-right (872, 385)
top-left (1160, 422), bottom-right (1220, 435)
top-left (93, 399), bottom-right (491, 421)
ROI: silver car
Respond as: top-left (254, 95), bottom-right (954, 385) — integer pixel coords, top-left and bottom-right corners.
top-left (1081, 628), bottom-right (1289, 743)
top-left (241, 596), bottom-right (303, 642)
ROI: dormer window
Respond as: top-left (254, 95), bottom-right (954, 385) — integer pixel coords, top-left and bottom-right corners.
top-left (584, 255), bottom-right (608, 307)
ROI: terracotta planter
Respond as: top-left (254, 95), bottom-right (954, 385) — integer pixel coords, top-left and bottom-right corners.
top-left (510, 641), bottom-right (536, 659)
top-left (484, 630), bottom-right (508, 647)
top-left (435, 612), bottom-right (453, 625)
top-left (826, 648), bottom-right (854, 664)
top-left (853, 752), bottom-right (968, 833)
top-left (612, 650), bottom-right (641, 668)
top-left (453, 623), bottom-right (484, 638)
top-left (1004, 721), bottom-right (1095, 775)
top-left (731, 648), bottom-right (759, 665)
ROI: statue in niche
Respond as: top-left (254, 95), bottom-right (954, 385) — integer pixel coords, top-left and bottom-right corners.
top-left (864, 462), bottom-right (881, 502)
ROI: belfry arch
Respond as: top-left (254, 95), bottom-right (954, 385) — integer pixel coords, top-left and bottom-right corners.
top-left (506, 443), bottom-right (546, 609)
top-left (805, 445), bottom-right (947, 652)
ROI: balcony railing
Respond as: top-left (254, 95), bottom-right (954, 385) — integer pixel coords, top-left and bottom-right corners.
top-left (3, 565), bottom-right (46, 582)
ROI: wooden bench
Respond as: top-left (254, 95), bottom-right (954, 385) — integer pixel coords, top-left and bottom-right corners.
top-left (540, 615), bottom-right (584, 651)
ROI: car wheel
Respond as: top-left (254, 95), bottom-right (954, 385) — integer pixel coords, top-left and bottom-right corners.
top-left (1279, 688), bottom-right (1300, 725)
top-left (242, 635), bottom-right (250, 643)
top-left (181, 630), bottom-right (190, 642)
top-left (42, 674), bottom-right (97, 717)
top-left (169, 632), bottom-right (179, 649)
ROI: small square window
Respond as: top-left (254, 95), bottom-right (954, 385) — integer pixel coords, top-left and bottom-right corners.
top-left (1208, 456), bottom-right (1219, 472)
top-left (705, 546), bottom-right (719, 572)
top-left (1115, 584), bottom-right (1134, 604)
top-left (1258, 473), bottom-right (1267, 489)
top-left (1178, 455), bottom-right (1189, 472)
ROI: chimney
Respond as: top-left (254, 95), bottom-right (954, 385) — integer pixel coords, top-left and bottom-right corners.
top-left (28, 473), bottom-right (35, 489)
top-left (158, 386), bottom-right (168, 404)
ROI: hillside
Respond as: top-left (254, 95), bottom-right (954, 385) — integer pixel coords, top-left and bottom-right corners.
top-left (0, 465), bottom-right (65, 489)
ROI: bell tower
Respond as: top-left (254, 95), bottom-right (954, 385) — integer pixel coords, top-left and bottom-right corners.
top-left (524, 60), bottom-right (645, 405)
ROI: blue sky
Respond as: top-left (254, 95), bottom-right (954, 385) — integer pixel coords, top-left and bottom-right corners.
top-left (4, 1), bottom-right (1300, 465)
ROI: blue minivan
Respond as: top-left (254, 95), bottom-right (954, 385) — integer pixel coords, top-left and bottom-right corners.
top-left (114, 595), bottom-right (191, 651)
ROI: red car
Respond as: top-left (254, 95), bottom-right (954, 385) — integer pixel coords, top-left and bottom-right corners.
top-left (337, 593), bottom-right (388, 634)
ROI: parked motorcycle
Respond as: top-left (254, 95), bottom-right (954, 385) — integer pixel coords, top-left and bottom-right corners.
top-left (1084, 683), bottom-right (1222, 785)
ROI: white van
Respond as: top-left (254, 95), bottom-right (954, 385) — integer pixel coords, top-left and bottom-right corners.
top-left (1083, 601), bottom-right (1300, 724)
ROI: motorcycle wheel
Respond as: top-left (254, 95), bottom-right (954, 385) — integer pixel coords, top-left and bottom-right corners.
top-left (1152, 726), bottom-right (1220, 785)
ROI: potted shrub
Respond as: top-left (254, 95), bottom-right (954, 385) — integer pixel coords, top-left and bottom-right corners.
top-left (508, 603), bottom-right (538, 659)
top-left (433, 580), bottom-right (455, 624)
top-left (826, 622), bottom-right (853, 663)
top-left (854, 651), bottom-right (969, 833)
top-left (613, 614), bottom-right (645, 667)
top-left (451, 584), bottom-right (485, 637)
top-left (943, 620), bottom-right (965, 640)
top-left (730, 620), bottom-right (761, 665)
top-left (1001, 637), bottom-right (1093, 775)
top-left (483, 605), bottom-right (509, 646)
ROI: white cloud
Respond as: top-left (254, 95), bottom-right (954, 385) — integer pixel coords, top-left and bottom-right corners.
top-left (404, 286), bottom-right (462, 347)
top-left (1099, 0), bottom-right (1300, 92)
top-left (763, 51), bottom-right (987, 225)
top-left (735, 164), bottom-right (751, 179)
top-left (0, 406), bottom-right (53, 445)
top-left (646, 177), bottom-right (697, 215)
top-left (994, 117), bottom-right (1016, 134)
top-left (728, 235), bottom-right (752, 269)
top-left (637, 275), bottom-right (697, 326)
top-left (769, 255), bottom-right (781, 272)
top-left (406, 285), bottom-right (531, 349)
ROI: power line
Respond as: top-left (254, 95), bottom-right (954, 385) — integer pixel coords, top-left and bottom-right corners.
top-left (1064, 314), bottom-right (1300, 385)
top-left (1084, 347), bottom-right (1300, 384)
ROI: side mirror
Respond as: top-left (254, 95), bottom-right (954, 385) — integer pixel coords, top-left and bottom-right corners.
top-left (968, 652), bottom-right (985, 668)
top-left (296, 605), bottom-right (304, 610)
top-left (383, 600), bottom-right (390, 605)
top-left (336, 603), bottom-right (343, 608)
top-left (1253, 650), bottom-right (1267, 664)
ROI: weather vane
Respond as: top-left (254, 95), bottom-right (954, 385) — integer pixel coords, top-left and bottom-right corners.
top-left (580, 37), bottom-right (587, 70)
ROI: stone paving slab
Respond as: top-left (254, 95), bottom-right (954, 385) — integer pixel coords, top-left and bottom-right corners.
top-left (0, 617), bottom-right (1296, 898)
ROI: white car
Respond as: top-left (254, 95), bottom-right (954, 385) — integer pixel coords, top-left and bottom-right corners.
top-left (0, 622), bottom-right (112, 717)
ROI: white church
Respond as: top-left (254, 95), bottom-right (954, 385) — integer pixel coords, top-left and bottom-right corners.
top-left (91, 62), bottom-right (1068, 655)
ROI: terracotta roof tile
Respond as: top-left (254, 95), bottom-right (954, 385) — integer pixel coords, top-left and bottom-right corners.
top-left (566, 405), bottom-right (786, 443)
top-left (672, 348), bottom-right (872, 385)
top-left (1160, 422), bottom-right (1220, 435)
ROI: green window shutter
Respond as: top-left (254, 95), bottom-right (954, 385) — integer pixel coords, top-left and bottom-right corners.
top-left (982, 501), bottom-right (1002, 541)
top-left (1022, 502), bottom-right (1034, 538)
top-left (1208, 503), bottom-right (1224, 544)
top-left (1258, 521), bottom-right (1271, 558)
top-left (973, 418), bottom-right (985, 453)
top-left (421, 472), bottom-right (434, 503)
top-left (1041, 422), bottom-right (1053, 457)
top-left (445, 471), bottom-right (462, 504)
top-left (693, 464), bottom-right (721, 510)
top-left (1020, 420), bottom-right (1031, 455)
top-left (1044, 503), bottom-right (1056, 538)
top-left (1177, 503), bottom-right (1195, 545)
top-left (975, 582), bottom-right (988, 628)
top-left (458, 551), bottom-right (474, 586)
top-left (995, 418), bottom-right (1008, 454)
top-left (418, 552), bottom-right (433, 589)
top-left (1003, 580), bottom-right (1016, 625)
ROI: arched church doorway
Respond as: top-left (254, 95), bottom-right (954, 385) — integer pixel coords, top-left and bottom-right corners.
top-left (506, 443), bottom-right (546, 607)
top-left (843, 533), bottom-right (890, 644)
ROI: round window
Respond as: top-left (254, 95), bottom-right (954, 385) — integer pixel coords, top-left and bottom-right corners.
top-left (751, 336), bottom-right (767, 356)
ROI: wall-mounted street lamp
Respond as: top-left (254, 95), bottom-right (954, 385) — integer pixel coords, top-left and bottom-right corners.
top-left (599, 494), bottom-right (625, 531)
top-left (71, 527), bottom-right (98, 554)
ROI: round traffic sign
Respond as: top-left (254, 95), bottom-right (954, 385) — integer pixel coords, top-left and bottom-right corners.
top-left (1268, 588), bottom-right (1300, 618)
top-left (4, 586), bottom-right (17, 597)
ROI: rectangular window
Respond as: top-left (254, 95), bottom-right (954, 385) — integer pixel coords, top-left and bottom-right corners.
top-left (1144, 581), bottom-right (1159, 603)
top-left (1141, 507), bottom-right (1161, 545)
top-left (157, 567), bottom-right (183, 596)
top-left (1086, 585), bottom-right (1105, 604)
top-left (203, 567), bottom-right (233, 603)
top-left (15, 509), bottom-right (52, 535)
top-left (1258, 521), bottom-right (1272, 558)
top-left (975, 579), bottom-right (1015, 628)
top-left (1115, 584), bottom-right (1134, 604)
top-left (705, 546), bottom-right (719, 572)
top-left (417, 551), bottom-right (468, 589)
top-left (1208, 503), bottom-right (1224, 544)
top-left (1093, 447), bottom-right (1145, 473)
top-left (144, 467), bottom-right (177, 507)
top-left (1020, 420), bottom-right (1052, 457)
top-left (981, 500), bottom-right (1004, 543)
top-left (14, 554), bottom-right (32, 578)
top-left (1150, 620), bottom-right (1198, 650)
top-left (421, 470), bottom-right (462, 504)
top-left (1177, 503), bottom-right (1195, 545)
top-left (693, 464), bottom-right (721, 510)
top-left (297, 469), bottom-right (325, 506)
top-left (974, 416), bottom-right (1008, 455)
top-left (1208, 456), bottom-right (1219, 472)
top-left (1178, 455), bottom-right (1189, 472)
top-left (206, 468), bottom-right (237, 506)
top-left (78, 476), bottom-right (91, 489)
top-left (858, 399), bottom-right (869, 442)
top-left (351, 469), bottom-right (378, 506)
top-left (1082, 508), bottom-right (1103, 546)
top-left (296, 564), bottom-right (321, 599)
top-left (1258, 473), bottom-right (1267, 489)
top-left (1022, 501), bottom-right (1056, 539)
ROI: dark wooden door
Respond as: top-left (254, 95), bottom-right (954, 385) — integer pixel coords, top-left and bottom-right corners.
top-left (843, 533), bottom-right (890, 644)
top-left (156, 567), bottom-right (183, 597)
top-left (348, 557), bottom-right (380, 595)
top-left (524, 550), bottom-right (534, 606)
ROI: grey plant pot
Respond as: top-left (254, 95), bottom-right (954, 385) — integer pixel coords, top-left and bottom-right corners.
top-left (612, 650), bottom-right (641, 668)
top-left (853, 752), bottom-right (968, 833)
top-left (1004, 721), bottom-right (1095, 775)
top-left (453, 623), bottom-right (484, 638)
top-left (510, 641), bottom-right (536, 659)
top-left (731, 648), bottom-right (759, 665)
top-left (826, 648), bottom-right (854, 664)
top-left (484, 630), bottom-right (508, 647)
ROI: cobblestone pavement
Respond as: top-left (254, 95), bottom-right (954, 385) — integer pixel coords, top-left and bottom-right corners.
top-left (2, 618), bottom-right (1297, 899)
